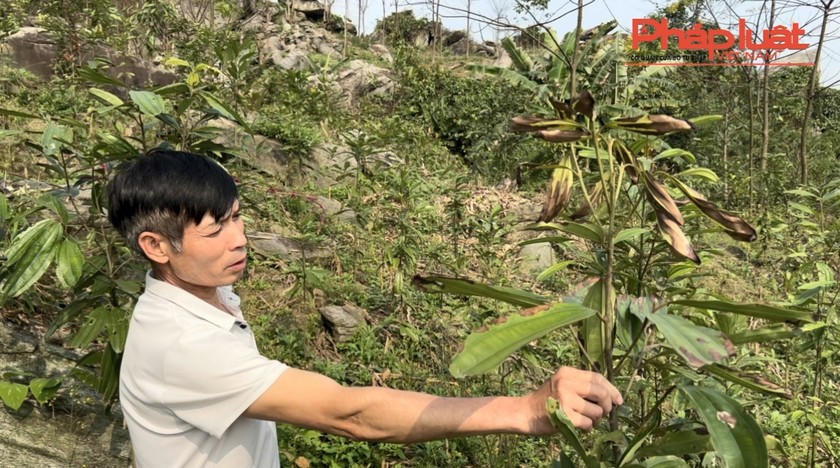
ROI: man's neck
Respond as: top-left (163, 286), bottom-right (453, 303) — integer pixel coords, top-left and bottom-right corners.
top-left (151, 267), bottom-right (227, 312)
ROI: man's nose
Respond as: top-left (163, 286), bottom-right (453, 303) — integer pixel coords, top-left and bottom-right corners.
top-left (232, 224), bottom-right (247, 249)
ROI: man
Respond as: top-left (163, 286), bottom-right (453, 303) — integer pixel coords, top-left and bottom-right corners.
top-left (107, 149), bottom-right (622, 467)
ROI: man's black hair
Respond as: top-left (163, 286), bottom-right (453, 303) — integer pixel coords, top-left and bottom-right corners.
top-left (107, 149), bottom-right (238, 254)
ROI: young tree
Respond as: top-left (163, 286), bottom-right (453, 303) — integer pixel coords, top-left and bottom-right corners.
top-left (797, 0), bottom-right (836, 185)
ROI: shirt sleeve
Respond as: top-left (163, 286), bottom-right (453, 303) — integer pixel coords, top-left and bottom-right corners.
top-left (161, 326), bottom-right (288, 438)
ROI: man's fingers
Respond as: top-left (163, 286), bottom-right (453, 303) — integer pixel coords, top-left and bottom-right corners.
top-left (567, 410), bottom-right (594, 431)
top-left (578, 399), bottom-right (605, 421)
top-left (604, 378), bottom-right (623, 405)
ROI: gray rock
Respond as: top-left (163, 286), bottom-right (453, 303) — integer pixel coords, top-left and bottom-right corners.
top-left (336, 60), bottom-right (393, 106)
top-left (2, 27), bottom-right (176, 88)
top-left (291, 0), bottom-right (326, 20)
top-left (311, 195), bottom-right (356, 223)
top-left (319, 304), bottom-right (366, 341)
top-left (518, 241), bottom-right (556, 279)
top-left (316, 42), bottom-right (340, 59)
top-left (209, 119), bottom-right (291, 178)
top-left (248, 232), bottom-right (332, 260)
top-left (370, 44), bottom-right (393, 63)
top-left (311, 142), bottom-right (356, 187)
top-left (493, 48), bottom-right (512, 68)
top-left (0, 320), bottom-right (131, 467)
top-left (275, 49), bottom-right (311, 71)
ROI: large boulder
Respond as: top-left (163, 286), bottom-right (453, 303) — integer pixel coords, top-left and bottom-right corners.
top-left (319, 304), bottom-right (367, 342)
top-left (335, 60), bottom-right (393, 106)
top-left (2, 27), bottom-right (177, 88)
top-left (0, 320), bottom-right (131, 467)
top-left (291, 0), bottom-right (327, 20)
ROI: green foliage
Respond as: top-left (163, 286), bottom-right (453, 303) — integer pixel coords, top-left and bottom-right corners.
top-left (393, 49), bottom-right (538, 178)
top-left (373, 10), bottom-right (429, 47)
top-left (2, 1), bottom-right (839, 465)
top-left (0, 0), bottom-right (28, 38)
top-left (0, 51), bottom-right (250, 409)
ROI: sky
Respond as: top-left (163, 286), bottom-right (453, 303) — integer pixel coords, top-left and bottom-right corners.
top-left (332, 0), bottom-right (840, 87)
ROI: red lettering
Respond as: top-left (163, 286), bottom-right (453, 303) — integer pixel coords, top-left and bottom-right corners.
top-left (633, 17), bottom-right (811, 61)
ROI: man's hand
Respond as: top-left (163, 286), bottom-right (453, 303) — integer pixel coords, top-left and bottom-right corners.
top-left (526, 366), bottom-right (623, 434)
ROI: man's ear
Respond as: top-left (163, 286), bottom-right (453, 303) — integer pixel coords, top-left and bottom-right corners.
top-left (137, 231), bottom-right (173, 265)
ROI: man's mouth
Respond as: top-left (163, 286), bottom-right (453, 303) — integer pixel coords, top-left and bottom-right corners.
top-left (228, 257), bottom-right (247, 271)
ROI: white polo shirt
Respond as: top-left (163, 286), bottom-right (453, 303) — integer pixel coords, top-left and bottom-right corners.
top-left (120, 271), bottom-right (288, 467)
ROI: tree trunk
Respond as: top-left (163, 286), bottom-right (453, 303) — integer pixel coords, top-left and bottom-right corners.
top-left (798, 0), bottom-right (834, 186)
top-left (747, 71), bottom-right (755, 212)
top-left (759, 0), bottom-right (775, 204)
top-left (568, 0), bottom-right (584, 98)
top-left (466, 0), bottom-right (472, 58)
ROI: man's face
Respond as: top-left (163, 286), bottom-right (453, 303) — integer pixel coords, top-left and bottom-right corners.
top-left (159, 200), bottom-right (247, 295)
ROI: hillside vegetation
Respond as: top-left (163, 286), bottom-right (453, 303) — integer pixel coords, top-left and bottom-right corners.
top-left (0, 0), bottom-right (838, 466)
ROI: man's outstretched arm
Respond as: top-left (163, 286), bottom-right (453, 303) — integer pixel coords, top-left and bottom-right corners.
top-left (244, 366), bottom-right (622, 443)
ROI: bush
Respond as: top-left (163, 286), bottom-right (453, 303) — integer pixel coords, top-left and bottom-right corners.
top-left (391, 49), bottom-right (550, 180)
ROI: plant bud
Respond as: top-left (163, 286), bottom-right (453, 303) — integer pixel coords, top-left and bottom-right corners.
top-left (539, 153), bottom-right (575, 222)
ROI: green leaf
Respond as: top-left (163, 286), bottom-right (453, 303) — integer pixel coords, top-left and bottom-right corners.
top-left (619, 408), bottom-right (662, 464)
top-left (729, 324), bottom-right (799, 345)
top-left (56, 238), bottom-right (84, 288)
top-left (69, 306), bottom-right (112, 349)
top-left (412, 275), bottom-right (549, 307)
top-left (688, 115), bottom-right (723, 126)
top-left (0, 107), bottom-right (41, 119)
top-left (614, 227), bottom-right (650, 244)
top-left (129, 90), bottom-right (166, 116)
top-left (29, 377), bottom-right (62, 404)
top-left (107, 307), bottom-right (130, 353)
top-left (547, 397), bottom-right (599, 468)
top-left (675, 168), bottom-right (719, 183)
top-left (89, 88), bottom-right (125, 107)
top-left (450, 302), bottom-right (596, 377)
top-left (787, 201), bottom-right (814, 215)
top-left (635, 430), bottom-right (711, 459)
top-left (41, 123), bottom-right (72, 157)
top-left (702, 364), bottom-right (792, 399)
top-left (165, 57), bottom-right (191, 67)
top-left (153, 82), bottom-right (191, 96)
top-left (501, 36), bottom-right (534, 73)
top-left (783, 188), bottom-right (816, 198)
top-left (78, 67), bottom-right (126, 87)
top-left (0, 129), bottom-right (24, 139)
top-left (632, 305), bottom-right (734, 369)
top-left (626, 455), bottom-right (692, 467)
top-left (537, 260), bottom-right (574, 282)
top-left (114, 279), bottom-right (143, 295)
top-left (519, 236), bottom-right (571, 247)
top-left (680, 385), bottom-right (768, 468)
top-left (156, 113), bottom-right (182, 133)
top-left (0, 219), bottom-right (63, 303)
top-left (616, 295), bottom-right (645, 351)
top-left (672, 300), bottom-right (814, 324)
top-left (653, 148), bottom-right (696, 164)
top-left (200, 91), bottom-right (250, 131)
top-left (0, 193), bottom-right (8, 221)
top-left (0, 380), bottom-right (28, 410)
top-left (581, 281), bottom-right (605, 368)
top-left (528, 221), bottom-right (604, 243)
top-left (467, 63), bottom-right (538, 90)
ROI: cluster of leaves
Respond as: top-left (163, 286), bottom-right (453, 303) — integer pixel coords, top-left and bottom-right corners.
top-left (372, 10), bottom-right (431, 47)
top-left (392, 47), bottom-right (541, 178)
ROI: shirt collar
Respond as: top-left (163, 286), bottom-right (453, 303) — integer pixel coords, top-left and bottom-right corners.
top-left (143, 270), bottom-right (241, 330)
